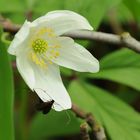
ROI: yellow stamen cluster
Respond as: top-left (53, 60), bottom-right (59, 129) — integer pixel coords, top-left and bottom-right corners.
top-left (50, 50), bottom-right (60, 58)
top-left (36, 27), bottom-right (55, 37)
top-left (30, 52), bottom-right (46, 68)
top-left (32, 38), bottom-right (48, 54)
top-left (29, 27), bottom-right (61, 68)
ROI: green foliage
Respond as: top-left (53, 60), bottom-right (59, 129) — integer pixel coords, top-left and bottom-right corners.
top-left (65, 0), bottom-right (122, 29)
top-left (0, 0), bottom-right (122, 28)
top-left (29, 111), bottom-right (80, 140)
top-left (110, 3), bottom-right (133, 22)
top-left (0, 30), bottom-right (14, 140)
top-left (1, 0), bottom-right (140, 140)
top-left (68, 80), bottom-right (140, 140)
top-left (1, 0), bottom-right (139, 25)
top-left (0, 0), bottom-right (24, 12)
top-left (88, 49), bottom-right (140, 91)
top-left (123, 0), bottom-right (140, 22)
top-left (32, 0), bottom-right (65, 14)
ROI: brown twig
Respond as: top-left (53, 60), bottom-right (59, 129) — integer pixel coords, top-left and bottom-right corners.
top-left (71, 104), bottom-right (106, 140)
top-left (25, 10), bottom-right (33, 21)
top-left (0, 17), bottom-right (20, 33)
top-left (0, 17), bottom-right (140, 53)
top-left (65, 30), bottom-right (140, 53)
top-left (80, 123), bottom-right (91, 140)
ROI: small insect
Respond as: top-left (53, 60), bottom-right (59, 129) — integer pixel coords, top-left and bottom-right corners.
top-left (36, 99), bottom-right (54, 114)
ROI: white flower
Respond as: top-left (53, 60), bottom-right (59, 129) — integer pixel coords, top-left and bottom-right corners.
top-left (8, 10), bottom-right (99, 111)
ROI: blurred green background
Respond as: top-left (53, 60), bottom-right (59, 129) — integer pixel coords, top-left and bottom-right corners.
top-left (0, 0), bottom-right (140, 140)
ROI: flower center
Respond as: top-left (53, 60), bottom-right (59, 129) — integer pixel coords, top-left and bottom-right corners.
top-left (32, 38), bottom-right (48, 54)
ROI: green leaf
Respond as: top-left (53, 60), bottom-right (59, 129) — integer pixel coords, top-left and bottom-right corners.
top-left (68, 80), bottom-right (140, 140)
top-left (0, 0), bottom-right (24, 12)
top-left (29, 111), bottom-right (80, 140)
top-left (0, 31), bottom-right (14, 140)
top-left (123, 0), bottom-right (140, 22)
top-left (32, 0), bottom-right (65, 16)
top-left (1, 0), bottom-right (122, 28)
top-left (65, 0), bottom-right (122, 29)
top-left (88, 49), bottom-right (140, 91)
top-left (108, 2), bottom-right (133, 23)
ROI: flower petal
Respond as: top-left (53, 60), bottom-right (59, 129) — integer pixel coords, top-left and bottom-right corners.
top-left (8, 20), bottom-right (31, 55)
top-left (52, 37), bottom-right (99, 73)
top-left (33, 63), bottom-right (71, 111)
top-left (16, 53), bottom-right (35, 90)
top-left (32, 10), bottom-right (93, 35)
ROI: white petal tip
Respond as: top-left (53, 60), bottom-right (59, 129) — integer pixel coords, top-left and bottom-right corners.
top-left (53, 100), bottom-right (72, 111)
top-left (90, 61), bottom-right (100, 73)
top-left (8, 20), bottom-right (32, 56)
top-left (7, 47), bottom-right (15, 55)
top-left (45, 10), bottom-right (94, 33)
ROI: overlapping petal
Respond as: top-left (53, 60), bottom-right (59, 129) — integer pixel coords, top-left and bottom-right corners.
top-left (16, 53), bottom-right (35, 90)
top-left (32, 10), bottom-right (93, 35)
top-left (17, 53), bottom-right (71, 111)
top-left (33, 63), bottom-right (71, 111)
top-left (8, 21), bottom-right (31, 55)
top-left (52, 37), bottom-right (99, 72)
